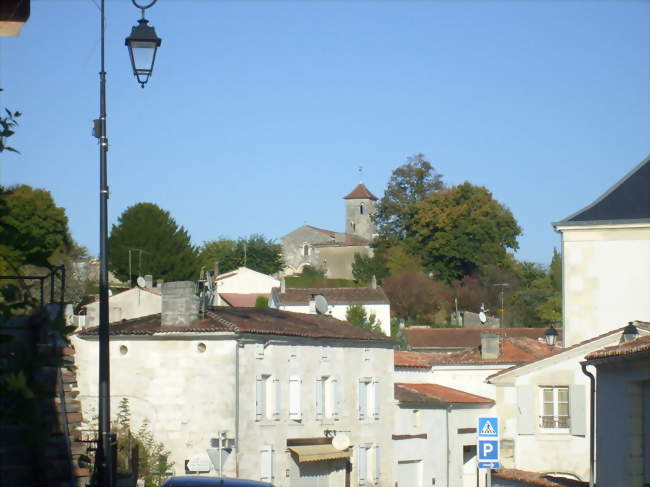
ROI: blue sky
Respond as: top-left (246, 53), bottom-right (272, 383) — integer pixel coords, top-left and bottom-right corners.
top-left (1, 0), bottom-right (649, 266)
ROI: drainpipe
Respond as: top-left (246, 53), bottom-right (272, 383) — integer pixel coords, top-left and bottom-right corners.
top-left (235, 338), bottom-right (241, 477)
top-left (446, 405), bottom-right (451, 487)
top-left (580, 361), bottom-right (595, 487)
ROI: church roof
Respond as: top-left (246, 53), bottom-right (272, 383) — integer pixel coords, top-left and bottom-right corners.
top-left (343, 183), bottom-right (378, 201)
top-left (554, 155), bottom-right (650, 227)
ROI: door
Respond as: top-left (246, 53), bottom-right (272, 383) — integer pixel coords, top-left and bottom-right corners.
top-left (397, 460), bottom-right (422, 487)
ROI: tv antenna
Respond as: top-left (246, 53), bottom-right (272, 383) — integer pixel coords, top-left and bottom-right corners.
top-left (127, 247), bottom-right (149, 286)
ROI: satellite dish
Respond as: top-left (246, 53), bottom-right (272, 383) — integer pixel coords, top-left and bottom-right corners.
top-left (314, 295), bottom-right (329, 314)
top-left (479, 311), bottom-right (487, 325)
top-left (332, 434), bottom-right (350, 451)
top-left (136, 276), bottom-right (146, 288)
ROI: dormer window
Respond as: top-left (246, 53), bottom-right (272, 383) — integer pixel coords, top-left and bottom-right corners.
top-left (360, 203), bottom-right (365, 215)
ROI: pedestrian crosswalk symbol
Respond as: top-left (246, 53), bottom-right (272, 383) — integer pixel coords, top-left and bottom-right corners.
top-left (481, 420), bottom-right (495, 436)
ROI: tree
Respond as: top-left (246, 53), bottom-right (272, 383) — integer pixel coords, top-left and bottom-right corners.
top-left (345, 303), bottom-right (382, 333)
top-left (382, 271), bottom-right (449, 323)
top-left (108, 203), bottom-right (198, 283)
top-left (409, 182), bottom-right (522, 282)
top-left (198, 234), bottom-right (283, 276)
top-left (375, 154), bottom-right (444, 239)
top-left (0, 88), bottom-right (21, 154)
top-left (351, 252), bottom-right (388, 284)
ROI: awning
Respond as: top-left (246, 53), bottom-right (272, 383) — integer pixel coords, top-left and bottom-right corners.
top-left (288, 444), bottom-right (351, 463)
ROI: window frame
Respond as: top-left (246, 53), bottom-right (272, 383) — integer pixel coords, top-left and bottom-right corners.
top-left (539, 385), bottom-right (570, 432)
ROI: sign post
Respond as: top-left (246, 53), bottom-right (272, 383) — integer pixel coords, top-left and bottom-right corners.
top-left (477, 416), bottom-right (500, 469)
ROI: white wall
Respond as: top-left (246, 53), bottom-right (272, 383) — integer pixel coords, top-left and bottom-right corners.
top-left (216, 267), bottom-right (280, 295)
top-left (83, 288), bottom-right (161, 328)
top-left (278, 303), bottom-right (391, 337)
top-left (559, 224), bottom-right (650, 346)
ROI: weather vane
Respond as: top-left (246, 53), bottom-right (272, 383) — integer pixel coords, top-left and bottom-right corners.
top-left (358, 165), bottom-right (364, 183)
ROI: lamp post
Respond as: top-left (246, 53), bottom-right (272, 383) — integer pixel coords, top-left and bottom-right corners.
top-left (125, 1), bottom-right (162, 88)
top-left (544, 325), bottom-right (558, 347)
top-left (622, 322), bottom-right (639, 342)
top-left (93, 1), bottom-right (160, 486)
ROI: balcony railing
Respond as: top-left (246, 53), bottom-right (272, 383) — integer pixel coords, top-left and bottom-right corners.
top-left (540, 415), bottom-right (569, 429)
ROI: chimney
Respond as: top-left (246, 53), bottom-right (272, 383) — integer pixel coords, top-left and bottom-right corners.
top-left (308, 294), bottom-right (316, 314)
top-left (161, 281), bottom-right (199, 328)
top-left (280, 277), bottom-right (286, 293)
top-left (144, 274), bottom-right (153, 289)
top-left (481, 331), bottom-right (500, 360)
top-left (370, 275), bottom-right (377, 289)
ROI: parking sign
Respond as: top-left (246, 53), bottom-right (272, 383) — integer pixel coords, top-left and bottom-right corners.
top-left (477, 416), bottom-right (500, 469)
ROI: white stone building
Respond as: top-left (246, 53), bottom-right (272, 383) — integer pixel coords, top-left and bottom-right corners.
top-left (72, 281), bottom-right (395, 486)
top-left (585, 333), bottom-right (650, 487)
top-left (81, 282), bottom-right (161, 329)
top-left (553, 155), bottom-right (650, 347)
top-left (269, 279), bottom-right (391, 336)
top-left (212, 266), bottom-right (280, 307)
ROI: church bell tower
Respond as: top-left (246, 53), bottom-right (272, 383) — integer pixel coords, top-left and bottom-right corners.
top-left (343, 183), bottom-right (378, 240)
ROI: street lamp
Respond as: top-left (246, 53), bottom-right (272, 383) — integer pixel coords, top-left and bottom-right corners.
top-left (94, 1), bottom-right (161, 486)
top-left (622, 322), bottom-right (639, 342)
top-left (125, 1), bottom-right (162, 88)
top-left (544, 325), bottom-right (558, 347)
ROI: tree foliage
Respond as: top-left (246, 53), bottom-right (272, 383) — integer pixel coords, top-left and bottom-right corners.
top-left (375, 154), bottom-right (444, 239)
top-left (0, 88), bottom-right (21, 154)
top-left (345, 303), bottom-right (382, 334)
top-left (382, 271), bottom-right (449, 323)
top-left (409, 182), bottom-right (521, 282)
top-left (108, 203), bottom-right (198, 283)
top-left (198, 234), bottom-right (283, 276)
top-left (351, 252), bottom-right (388, 284)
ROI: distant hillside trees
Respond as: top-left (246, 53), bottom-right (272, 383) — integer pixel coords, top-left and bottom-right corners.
top-left (198, 234), bottom-right (283, 276)
top-left (108, 203), bottom-right (198, 283)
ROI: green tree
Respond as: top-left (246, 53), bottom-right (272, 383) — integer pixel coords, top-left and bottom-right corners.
top-left (345, 303), bottom-right (382, 333)
top-left (0, 88), bottom-right (21, 154)
top-left (255, 295), bottom-right (269, 308)
top-left (382, 271), bottom-right (449, 323)
top-left (198, 234), bottom-right (283, 276)
top-left (351, 252), bottom-right (388, 284)
top-left (409, 182), bottom-right (522, 282)
top-left (375, 154), bottom-right (444, 240)
top-left (108, 203), bottom-right (198, 283)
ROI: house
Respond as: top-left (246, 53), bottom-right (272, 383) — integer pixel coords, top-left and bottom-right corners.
top-left (212, 267), bottom-right (280, 307)
top-left (391, 333), bottom-right (555, 487)
top-left (281, 183), bottom-right (378, 279)
top-left (80, 279), bottom-right (161, 328)
top-left (584, 331), bottom-right (650, 487)
top-left (487, 322), bottom-right (650, 482)
top-left (269, 277), bottom-right (391, 336)
top-left (404, 327), bottom-right (549, 354)
top-left (72, 281), bottom-right (396, 486)
top-left (552, 155), bottom-right (650, 347)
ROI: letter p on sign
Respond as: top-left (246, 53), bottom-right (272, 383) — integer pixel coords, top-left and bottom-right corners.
top-left (478, 440), bottom-right (499, 461)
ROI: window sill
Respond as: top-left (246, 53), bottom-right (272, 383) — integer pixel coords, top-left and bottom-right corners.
top-left (538, 428), bottom-right (571, 436)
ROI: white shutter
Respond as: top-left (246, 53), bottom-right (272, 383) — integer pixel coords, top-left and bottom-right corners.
top-left (373, 378), bottom-right (380, 419)
top-left (517, 385), bottom-right (537, 435)
top-left (331, 377), bottom-right (340, 418)
top-left (289, 375), bottom-right (302, 420)
top-left (260, 445), bottom-right (273, 481)
top-left (315, 378), bottom-right (323, 418)
top-left (256, 375), bottom-right (264, 421)
top-left (357, 446), bottom-right (367, 483)
top-left (570, 384), bottom-right (586, 436)
top-left (273, 378), bottom-right (281, 420)
top-left (374, 444), bottom-right (381, 483)
top-left (321, 345), bottom-right (330, 361)
top-left (255, 343), bottom-right (264, 359)
top-left (358, 379), bottom-right (367, 420)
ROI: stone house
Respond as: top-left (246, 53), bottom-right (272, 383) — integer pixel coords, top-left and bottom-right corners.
top-left (487, 322), bottom-right (650, 482)
top-left (553, 155), bottom-right (650, 347)
top-left (72, 282), bottom-right (396, 486)
top-left (269, 277), bottom-right (391, 336)
top-left (281, 183), bottom-right (378, 279)
top-left (584, 333), bottom-right (650, 487)
top-left (212, 266), bottom-right (280, 307)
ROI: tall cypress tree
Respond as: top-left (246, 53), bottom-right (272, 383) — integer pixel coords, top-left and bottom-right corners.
top-left (108, 203), bottom-right (198, 284)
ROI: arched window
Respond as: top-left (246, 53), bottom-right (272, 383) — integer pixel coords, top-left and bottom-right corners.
top-left (303, 244), bottom-right (309, 257)
top-left (351, 222), bottom-right (356, 233)
top-left (360, 203), bottom-right (365, 215)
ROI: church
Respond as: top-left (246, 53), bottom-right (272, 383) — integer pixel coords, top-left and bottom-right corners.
top-left (281, 183), bottom-right (378, 279)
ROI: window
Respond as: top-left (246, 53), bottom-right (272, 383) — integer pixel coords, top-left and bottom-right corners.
top-left (360, 203), bottom-right (365, 215)
top-left (540, 386), bottom-right (569, 429)
top-left (321, 345), bottom-right (330, 361)
top-left (357, 444), bottom-right (381, 485)
top-left (316, 376), bottom-right (340, 420)
top-left (358, 377), bottom-right (380, 420)
top-left (260, 445), bottom-right (274, 482)
top-left (351, 221), bottom-right (356, 232)
top-left (255, 343), bottom-right (264, 359)
top-left (256, 375), bottom-right (280, 421)
top-left (289, 375), bottom-right (302, 420)
top-left (303, 244), bottom-right (310, 257)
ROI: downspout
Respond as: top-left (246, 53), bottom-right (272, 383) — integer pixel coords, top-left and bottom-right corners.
top-left (235, 338), bottom-right (241, 477)
top-left (580, 361), bottom-right (595, 487)
top-left (446, 405), bottom-right (451, 487)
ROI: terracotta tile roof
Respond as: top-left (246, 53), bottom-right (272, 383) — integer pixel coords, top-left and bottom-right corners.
top-left (394, 383), bottom-right (494, 407)
top-left (272, 286), bottom-right (389, 305)
top-left (219, 293), bottom-right (269, 307)
top-left (487, 321), bottom-right (650, 381)
top-left (394, 351), bottom-right (435, 368)
top-left (343, 183), bottom-right (378, 201)
top-left (493, 469), bottom-right (588, 487)
top-left (585, 334), bottom-right (650, 361)
top-left (312, 234), bottom-right (372, 246)
top-left (427, 337), bottom-right (555, 365)
top-left (77, 307), bottom-right (392, 342)
top-left (305, 225), bottom-right (338, 238)
top-left (405, 327), bottom-right (548, 349)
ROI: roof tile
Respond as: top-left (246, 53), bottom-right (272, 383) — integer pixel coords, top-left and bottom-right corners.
top-left (395, 382), bottom-right (493, 406)
top-left (585, 334), bottom-right (650, 360)
top-left (273, 287), bottom-right (389, 305)
top-left (343, 183), bottom-right (378, 201)
top-left (405, 327), bottom-right (548, 349)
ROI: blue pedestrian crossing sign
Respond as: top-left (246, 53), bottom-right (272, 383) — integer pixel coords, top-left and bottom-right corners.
top-left (477, 416), bottom-right (500, 469)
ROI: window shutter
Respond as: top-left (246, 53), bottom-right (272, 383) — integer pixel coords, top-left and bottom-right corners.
top-left (374, 445), bottom-right (381, 483)
top-left (255, 343), bottom-right (264, 359)
top-left (315, 378), bottom-right (323, 418)
top-left (517, 385), bottom-right (537, 435)
top-left (331, 377), bottom-right (340, 418)
top-left (289, 375), bottom-right (302, 420)
top-left (357, 446), bottom-right (367, 483)
top-left (260, 445), bottom-right (273, 481)
top-left (256, 375), bottom-right (264, 421)
top-left (569, 384), bottom-right (586, 436)
top-left (373, 378), bottom-right (380, 419)
top-left (358, 379), bottom-right (367, 420)
top-left (321, 345), bottom-right (330, 361)
top-left (273, 378), bottom-right (281, 420)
